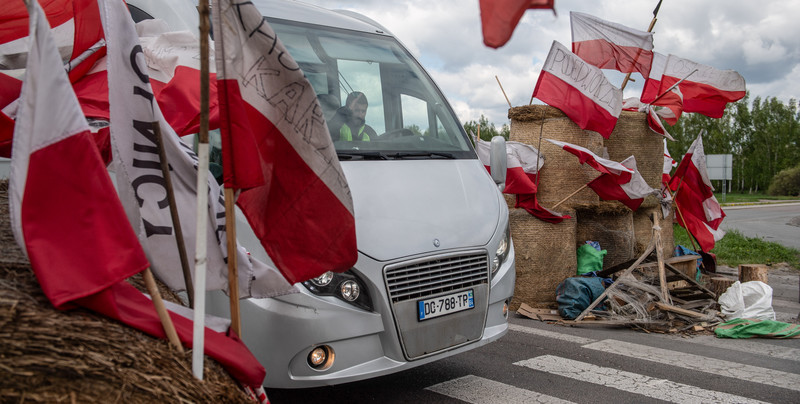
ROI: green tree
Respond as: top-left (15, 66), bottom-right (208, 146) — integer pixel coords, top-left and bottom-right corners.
top-left (463, 114), bottom-right (509, 143)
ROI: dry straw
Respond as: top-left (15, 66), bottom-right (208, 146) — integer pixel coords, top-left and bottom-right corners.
top-left (0, 180), bottom-right (251, 403)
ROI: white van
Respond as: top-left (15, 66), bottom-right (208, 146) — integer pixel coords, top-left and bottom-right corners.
top-left (128, 0), bottom-right (515, 388)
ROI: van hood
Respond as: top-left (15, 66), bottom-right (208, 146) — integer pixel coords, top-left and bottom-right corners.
top-left (342, 160), bottom-right (503, 261)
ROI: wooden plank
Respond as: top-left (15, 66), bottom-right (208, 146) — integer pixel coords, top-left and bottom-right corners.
top-left (653, 302), bottom-right (711, 320)
top-left (517, 303), bottom-right (562, 321)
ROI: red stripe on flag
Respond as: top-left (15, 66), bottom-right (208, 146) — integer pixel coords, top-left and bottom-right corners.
top-left (235, 101), bottom-right (358, 285)
top-left (533, 70), bottom-right (618, 138)
top-left (21, 132), bottom-right (148, 308)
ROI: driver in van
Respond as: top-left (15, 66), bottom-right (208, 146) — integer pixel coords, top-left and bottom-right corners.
top-left (328, 91), bottom-right (378, 142)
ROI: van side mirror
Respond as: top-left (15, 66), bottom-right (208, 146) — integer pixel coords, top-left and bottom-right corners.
top-left (489, 136), bottom-right (507, 190)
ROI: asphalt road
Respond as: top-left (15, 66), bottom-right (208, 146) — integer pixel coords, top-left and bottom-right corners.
top-left (720, 202), bottom-right (800, 250)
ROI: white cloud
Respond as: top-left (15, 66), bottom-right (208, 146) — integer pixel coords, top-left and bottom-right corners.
top-left (298, 0), bottom-right (800, 126)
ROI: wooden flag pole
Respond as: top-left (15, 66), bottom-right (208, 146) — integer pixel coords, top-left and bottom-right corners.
top-left (550, 184), bottom-right (587, 209)
top-left (620, 0), bottom-right (663, 90)
top-left (192, 0), bottom-right (211, 381)
top-left (225, 188), bottom-right (242, 337)
top-left (496, 75), bottom-right (512, 108)
top-left (651, 212), bottom-right (672, 303)
top-left (649, 69), bottom-right (698, 105)
top-left (143, 267), bottom-right (184, 353)
top-left (152, 122), bottom-right (194, 308)
top-left (669, 179), bottom-right (700, 253)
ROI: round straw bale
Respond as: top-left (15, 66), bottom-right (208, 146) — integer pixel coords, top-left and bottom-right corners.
top-left (604, 110), bottom-right (664, 207)
top-left (0, 180), bottom-right (251, 403)
top-left (632, 206), bottom-right (674, 259)
top-left (508, 208), bottom-right (576, 310)
top-left (509, 105), bottom-right (603, 207)
top-left (574, 202), bottom-right (636, 269)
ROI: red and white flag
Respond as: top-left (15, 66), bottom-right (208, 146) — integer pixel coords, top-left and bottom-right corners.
top-left (662, 138), bottom-right (676, 185)
top-left (660, 54), bottom-right (745, 118)
top-left (668, 134), bottom-right (726, 251)
top-left (570, 12), bottom-right (654, 78)
top-left (103, 0), bottom-right (292, 299)
top-left (475, 137), bottom-right (542, 195)
top-left (533, 41), bottom-right (622, 138)
top-left (475, 136), bottom-right (569, 223)
top-left (479, 0), bottom-right (555, 49)
top-left (9, 0), bottom-right (147, 311)
top-left (98, 0), bottom-right (269, 387)
top-left (545, 138), bottom-right (633, 183)
top-left (214, 0), bottom-right (357, 284)
top-left (621, 97), bottom-right (675, 140)
top-left (0, 0), bottom-right (105, 156)
top-left (587, 155), bottom-right (655, 211)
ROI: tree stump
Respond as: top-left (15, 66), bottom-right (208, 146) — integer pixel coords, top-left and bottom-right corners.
top-left (709, 276), bottom-right (737, 297)
top-left (739, 264), bottom-right (768, 284)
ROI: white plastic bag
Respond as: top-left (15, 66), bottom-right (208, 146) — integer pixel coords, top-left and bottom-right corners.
top-left (718, 281), bottom-right (776, 320)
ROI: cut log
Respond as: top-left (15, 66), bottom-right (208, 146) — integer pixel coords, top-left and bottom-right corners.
top-left (709, 276), bottom-right (736, 297)
top-left (739, 264), bottom-right (768, 284)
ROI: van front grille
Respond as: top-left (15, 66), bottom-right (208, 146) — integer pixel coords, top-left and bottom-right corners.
top-left (384, 251), bottom-right (488, 303)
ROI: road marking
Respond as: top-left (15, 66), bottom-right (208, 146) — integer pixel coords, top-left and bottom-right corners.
top-left (583, 339), bottom-right (800, 392)
top-left (515, 355), bottom-right (769, 404)
top-left (508, 323), bottom-right (596, 345)
top-left (665, 334), bottom-right (800, 362)
top-left (425, 375), bottom-right (576, 404)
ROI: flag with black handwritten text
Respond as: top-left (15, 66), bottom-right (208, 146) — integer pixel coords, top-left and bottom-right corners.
top-left (213, 0), bottom-right (357, 284)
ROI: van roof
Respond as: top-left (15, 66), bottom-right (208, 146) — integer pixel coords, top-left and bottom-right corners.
top-left (254, 0), bottom-right (391, 35)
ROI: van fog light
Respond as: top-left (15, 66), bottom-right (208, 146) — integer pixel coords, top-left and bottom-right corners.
top-left (340, 280), bottom-right (360, 301)
top-left (503, 301), bottom-right (509, 319)
top-left (311, 271), bottom-right (333, 287)
top-left (307, 345), bottom-right (334, 370)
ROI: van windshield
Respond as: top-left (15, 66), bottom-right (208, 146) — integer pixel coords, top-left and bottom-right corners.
top-left (269, 19), bottom-right (475, 160)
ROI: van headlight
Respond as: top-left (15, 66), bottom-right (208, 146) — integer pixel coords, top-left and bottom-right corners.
top-left (302, 270), bottom-right (373, 311)
top-left (491, 223), bottom-right (510, 276)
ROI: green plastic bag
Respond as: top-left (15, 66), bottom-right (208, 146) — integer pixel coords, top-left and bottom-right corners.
top-left (576, 244), bottom-right (607, 275)
top-left (714, 318), bottom-right (800, 339)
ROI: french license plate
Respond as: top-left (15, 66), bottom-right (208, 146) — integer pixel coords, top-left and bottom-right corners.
top-left (418, 289), bottom-right (474, 321)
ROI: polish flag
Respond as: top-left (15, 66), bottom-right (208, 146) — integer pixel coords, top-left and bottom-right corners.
top-left (587, 155), bottom-right (655, 211)
top-left (570, 12), bottom-right (654, 78)
top-left (662, 138), bottom-right (676, 185)
top-left (621, 97), bottom-right (674, 140)
top-left (640, 53), bottom-right (683, 125)
top-left (475, 136), bottom-right (570, 223)
top-left (533, 41), bottom-right (623, 138)
top-left (480, 0), bottom-right (555, 49)
top-left (214, 0), bottom-right (357, 284)
top-left (475, 137), bottom-right (542, 195)
top-left (9, 0), bottom-right (147, 311)
top-left (669, 134), bottom-right (726, 251)
top-left (98, 0), bottom-right (268, 387)
top-left (545, 138), bottom-right (634, 183)
top-left (0, 0), bottom-right (105, 156)
top-left (660, 54), bottom-right (746, 118)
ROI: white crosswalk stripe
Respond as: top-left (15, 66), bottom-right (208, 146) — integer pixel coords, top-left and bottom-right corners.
top-left (425, 375), bottom-right (576, 404)
top-left (507, 323), bottom-right (596, 345)
top-left (515, 355), bottom-right (769, 404)
top-left (661, 333), bottom-right (800, 362)
top-left (582, 339), bottom-right (800, 392)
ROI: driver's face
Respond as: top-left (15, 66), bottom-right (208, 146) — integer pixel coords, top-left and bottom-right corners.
top-left (349, 103), bottom-right (367, 121)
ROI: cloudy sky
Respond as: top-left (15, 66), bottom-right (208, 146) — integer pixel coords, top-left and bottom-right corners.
top-left (297, 0), bottom-right (800, 128)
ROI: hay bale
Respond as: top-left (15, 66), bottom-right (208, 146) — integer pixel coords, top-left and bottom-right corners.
top-left (508, 208), bottom-right (576, 310)
top-left (632, 206), bottom-right (674, 259)
top-left (508, 105), bottom-right (603, 207)
top-left (574, 202), bottom-right (636, 269)
top-left (0, 179), bottom-right (251, 403)
top-left (604, 110), bottom-right (664, 208)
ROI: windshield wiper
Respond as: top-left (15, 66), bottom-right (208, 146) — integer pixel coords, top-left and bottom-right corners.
top-left (337, 151), bottom-right (390, 160)
top-left (390, 152), bottom-right (456, 159)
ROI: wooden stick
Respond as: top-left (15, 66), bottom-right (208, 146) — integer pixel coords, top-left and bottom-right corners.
top-left (620, 0), bottom-right (662, 90)
top-left (224, 188), bottom-right (242, 337)
top-left (652, 302), bottom-right (711, 320)
top-left (574, 242), bottom-right (655, 321)
top-left (652, 212), bottom-right (671, 303)
top-left (152, 122), bottom-right (194, 308)
top-left (551, 184), bottom-right (587, 209)
top-left (495, 75), bottom-right (512, 108)
top-left (143, 267), bottom-right (184, 353)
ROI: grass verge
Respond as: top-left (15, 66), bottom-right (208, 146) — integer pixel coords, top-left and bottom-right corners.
top-left (715, 192), bottom-right (800, 204)
top-left (673, 224), bottom-right (800, 269)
